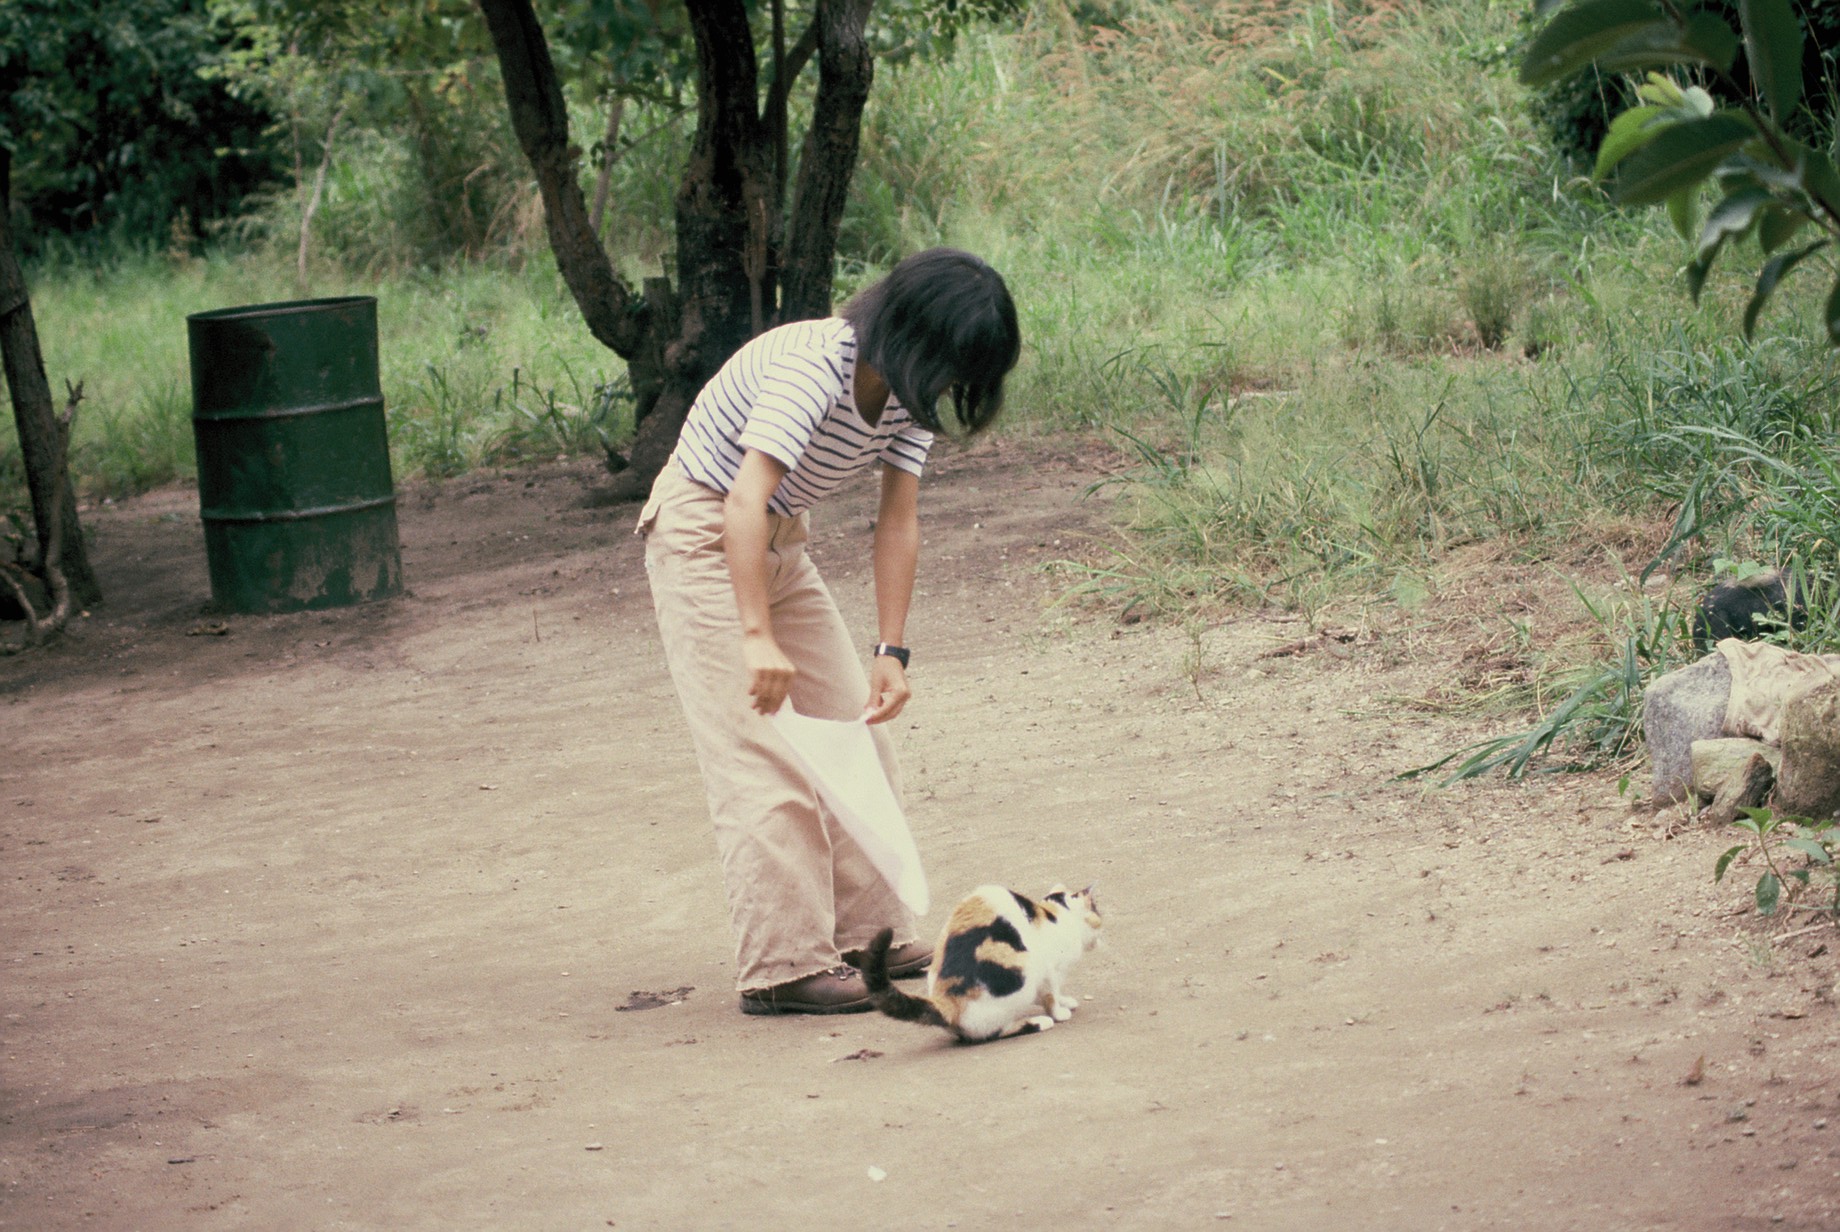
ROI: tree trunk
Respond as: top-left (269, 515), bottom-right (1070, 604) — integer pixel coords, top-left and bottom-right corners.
top-left (478, 0), bottom-right (653, 361)
top-left (477, 0), bottom-right (877, 502)
top-left (481, 0), bottom-right (687, 499)
top-left (780, 0), bottom-right (875, 323)
top-left (0, 148), bottom-right (102, 608)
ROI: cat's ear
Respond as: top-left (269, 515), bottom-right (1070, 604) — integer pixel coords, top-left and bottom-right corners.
top-left (1080, 883), bottom-right (1098, 909)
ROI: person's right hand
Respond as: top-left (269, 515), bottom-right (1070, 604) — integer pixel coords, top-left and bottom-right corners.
top-left (744, 630), bottom-right (796, 716)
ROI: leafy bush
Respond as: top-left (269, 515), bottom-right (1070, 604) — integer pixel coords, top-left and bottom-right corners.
top-left (0, 0), bottom-right (285, 250)
top-left (1527, 0), bottom-right (1840, 165)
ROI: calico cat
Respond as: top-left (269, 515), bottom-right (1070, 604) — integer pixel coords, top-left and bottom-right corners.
top-left (861, 884), bottom-right (1102, 1043)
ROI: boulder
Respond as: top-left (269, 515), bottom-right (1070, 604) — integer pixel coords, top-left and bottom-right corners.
top-left (1643, 653), bottom-right (1733, 803)
top-left (1776, 676), bottom-right (1840, 819)
top-left (1690, 738), bottom-right (1776, 827)
top-left (1690, 737), bottom-right (1780, 798)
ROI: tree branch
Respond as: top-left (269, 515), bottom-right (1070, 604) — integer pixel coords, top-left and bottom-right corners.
top-left (298, 102), bottom-right (348, 293)
top-left (780, 0), bottom-right (876, 321)
top-left (475, 0), bottom-right (649, 357)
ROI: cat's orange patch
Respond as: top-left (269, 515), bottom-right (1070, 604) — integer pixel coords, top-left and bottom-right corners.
top-left (945, 898), bottom-right (998, 933)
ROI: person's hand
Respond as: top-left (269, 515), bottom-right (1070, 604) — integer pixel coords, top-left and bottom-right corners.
top-left (744, 631), bottom-right (796, 716)
top-left (863, 655), bottom-right (911, 725)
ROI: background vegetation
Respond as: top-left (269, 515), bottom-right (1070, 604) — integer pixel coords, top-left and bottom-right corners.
top-left (4, 0), bottom-right (1838, 778)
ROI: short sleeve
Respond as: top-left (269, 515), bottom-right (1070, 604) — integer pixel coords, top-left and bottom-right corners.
top-left (879, 417), bottom-right (934, 478)
top-left (734, 347), bottom-right (845, 472)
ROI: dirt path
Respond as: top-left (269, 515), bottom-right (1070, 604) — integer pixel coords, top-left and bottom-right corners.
top-left (3, 437), bottom-right (1836, 1231)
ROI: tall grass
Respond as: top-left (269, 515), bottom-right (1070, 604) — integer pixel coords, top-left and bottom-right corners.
top-left (0, 251), bottom-right (626, 499)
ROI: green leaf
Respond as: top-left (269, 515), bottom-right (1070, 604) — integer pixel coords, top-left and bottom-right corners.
top-left (1636, 72), bottom-right (1687, 107)
top-left (1786, 837), bottom-right (1833, 864)
top-left (1594, 105), bottom-right (1671, 180)
top-left (1611, 113), bottom-right (1757, 205)
top-left (1681, 11), bottom-right (1742, 73)
top-left (1699, 186), bottom-right (1770, 256)
top-left (1520, 0), bottom-right (1668, 88)
top-left (1828, 276), bottom-right (1840, 346)
top-left (1724, 153), bottom-right (1800, 191)
top-left (1739, 0), bottom-right (1805, 122)
top-left (1688, 246), bottom-right (1722, 303)
top-left (1667, 186), bottom-right (1699, 241)
top-left (1715, 844), bottom-right (1746, 881)
top-left (1757, 205), bottom-right (1808, 254)
top-left (1747, 243), bottom-right (1830, 336)
top-left (1804, 149), bottom-right (1840, 215)
top-left (1757, 871), bottom-right (1782, 914)
top-left (1597, 12), bottom-right (1740, 75)
top-left (1682, 85), bottom-right (1718, 117)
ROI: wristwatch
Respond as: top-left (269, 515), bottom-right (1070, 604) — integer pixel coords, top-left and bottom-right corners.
top-left (873, 642), bottom-right (911, 669)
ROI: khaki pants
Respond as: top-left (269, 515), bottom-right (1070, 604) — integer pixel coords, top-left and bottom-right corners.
top-left (639, 464), bottom-right (918, 991)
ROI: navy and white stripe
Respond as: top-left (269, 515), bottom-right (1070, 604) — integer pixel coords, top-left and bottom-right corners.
top-left (672, 317), bottom-right (934, 516)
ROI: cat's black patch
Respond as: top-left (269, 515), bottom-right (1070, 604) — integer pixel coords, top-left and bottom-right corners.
top-left (1045, 890), bottom-right (1068, 906)
top-left (1011, 891), bottom-right (1043, 922)
top-left (938, 918), bottom-right (1027, 998)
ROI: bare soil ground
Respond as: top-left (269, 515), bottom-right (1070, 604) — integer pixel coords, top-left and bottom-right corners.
top-left (3, 436), bottom-right (1836, 1231)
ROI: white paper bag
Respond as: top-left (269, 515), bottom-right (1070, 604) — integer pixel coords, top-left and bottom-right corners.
top-left (768, 705), bottom-right (929, 915)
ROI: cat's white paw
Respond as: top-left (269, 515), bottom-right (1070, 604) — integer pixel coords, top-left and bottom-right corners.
top-left (1049, 1004), bottom-right (1072, 1022)
top-left (1059, 996), bottom-right (1079, 1013)
top-left (1027, 1014), bottom-right (1056, 1032)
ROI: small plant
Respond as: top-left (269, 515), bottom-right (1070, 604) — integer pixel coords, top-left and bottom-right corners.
top-left (1403, 574), bottom-right (1695, 783)
top-left (1519, 294), bottom-right (1567, 358)
top-left (396, 362), bottom-right (480, 478)
top-left (1460, 243), bottom-right (1527, 350)
top-left (489, 364), bottom-right (633, 465)
top-left (1715, 806), bottom-right (1839, 921)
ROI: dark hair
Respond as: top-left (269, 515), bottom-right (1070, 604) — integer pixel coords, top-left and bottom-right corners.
top-left (842, 248), bottom-right (1021, 437)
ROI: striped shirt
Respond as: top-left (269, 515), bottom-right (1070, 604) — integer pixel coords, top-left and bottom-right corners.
top-left (672, 317), bottom-right (934, 516)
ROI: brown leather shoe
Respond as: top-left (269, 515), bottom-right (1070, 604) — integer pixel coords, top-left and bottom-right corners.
top-left (739, 966), bottom-right (873, 1016)
top-left (842, 941), bottom-right (934, 980)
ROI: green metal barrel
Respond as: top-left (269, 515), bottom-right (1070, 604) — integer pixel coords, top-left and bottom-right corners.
top-left (187, 296), bottom-right (402, 614)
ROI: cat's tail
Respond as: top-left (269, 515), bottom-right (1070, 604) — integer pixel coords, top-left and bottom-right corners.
top-left (862, 927), bottom-right (950, 1029)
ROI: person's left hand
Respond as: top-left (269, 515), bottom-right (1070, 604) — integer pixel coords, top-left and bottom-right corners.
top-left (863, 655), bottom-right (911, 725)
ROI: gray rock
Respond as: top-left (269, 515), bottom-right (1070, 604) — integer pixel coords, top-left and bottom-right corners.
top-left (1644, 653), bottom-right (1733, 803)
top-left (1690, 737), bottom-right (1780, 799)
top-left (1694, 744), bottom-right (1775, 828)
top-left (1776, 676), bottom-right (1840, 819)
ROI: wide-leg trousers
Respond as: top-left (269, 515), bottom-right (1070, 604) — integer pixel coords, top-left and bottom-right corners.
top-left (639, 464), bottom-right (919, 991)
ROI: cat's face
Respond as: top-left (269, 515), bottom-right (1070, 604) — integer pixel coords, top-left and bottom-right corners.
top-left (1050, 883), bottom-right (1103, 949)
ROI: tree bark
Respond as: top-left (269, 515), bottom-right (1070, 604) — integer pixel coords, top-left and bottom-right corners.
top-left (780, 0), bottom-right (875, 323)
top-left (478, 0), bottom-right (651, 360)
top-left (476, 0), bottom-right (878, 502)
top-left (0, 148), bottom-right (102, 608)
top-left (603, 0), bottom-right (779, 502)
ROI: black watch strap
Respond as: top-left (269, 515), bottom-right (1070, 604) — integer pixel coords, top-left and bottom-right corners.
top-left (873, 642), bottom-right (911, 669)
